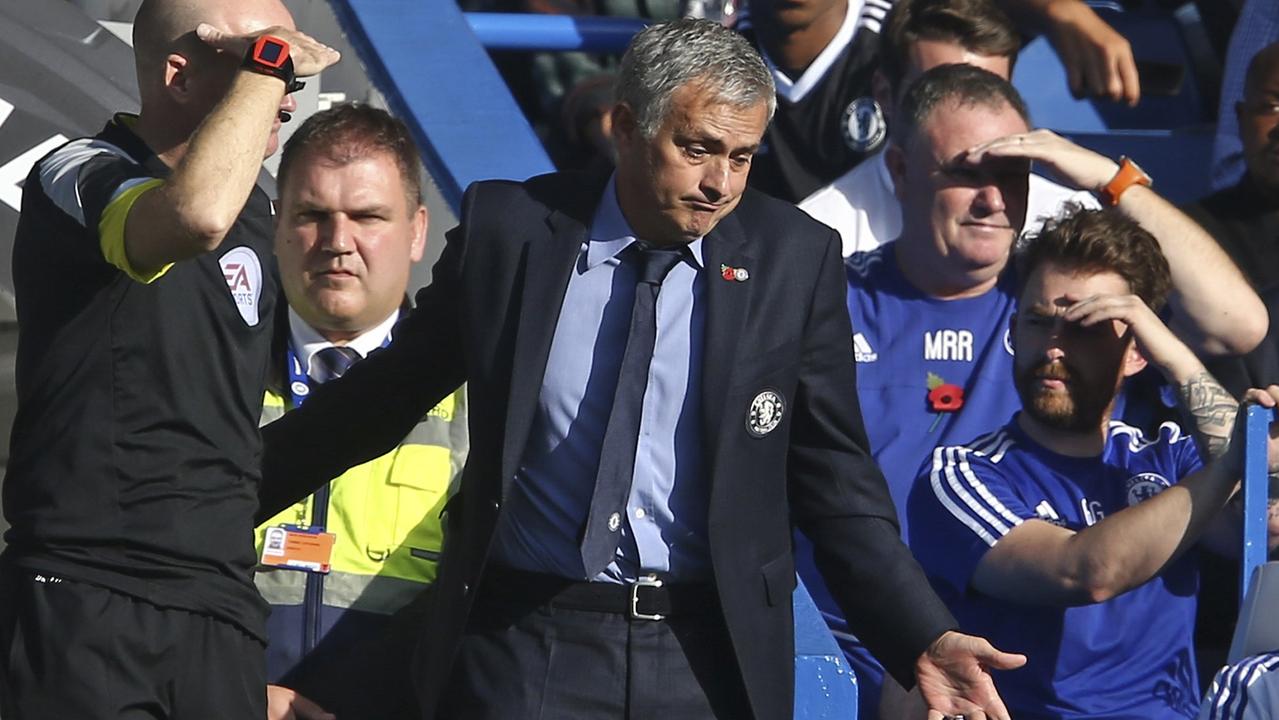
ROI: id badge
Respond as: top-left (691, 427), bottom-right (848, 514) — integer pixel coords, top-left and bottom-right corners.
top-left (260, 524), bottom-right (336, 573)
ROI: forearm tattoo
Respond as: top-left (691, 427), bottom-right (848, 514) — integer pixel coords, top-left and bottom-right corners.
top-left (1178, 370), bottom-right (1236, 460)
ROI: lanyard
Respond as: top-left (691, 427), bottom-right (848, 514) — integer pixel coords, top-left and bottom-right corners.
top-left (285, 346), bottom-right (313, 410)
top-left (284, 334), bottom-right (392, 409)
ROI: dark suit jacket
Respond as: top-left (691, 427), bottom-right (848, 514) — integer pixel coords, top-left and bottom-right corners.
top-left (260, 172), bottom-right (956, 720)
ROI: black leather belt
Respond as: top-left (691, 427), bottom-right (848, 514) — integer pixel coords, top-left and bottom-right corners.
top-left (479, 565), bottom-right (719, 621)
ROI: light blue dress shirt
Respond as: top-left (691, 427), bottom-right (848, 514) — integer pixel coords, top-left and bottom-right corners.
top-left (490, 178), bottom-right (709, 583)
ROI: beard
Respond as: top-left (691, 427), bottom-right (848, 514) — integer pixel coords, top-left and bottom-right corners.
top-left (1014, 359), bottom-right (1115, 433)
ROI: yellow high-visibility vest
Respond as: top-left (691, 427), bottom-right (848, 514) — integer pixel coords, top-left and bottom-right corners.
top-left (254, 386), bottom-right (468, 615)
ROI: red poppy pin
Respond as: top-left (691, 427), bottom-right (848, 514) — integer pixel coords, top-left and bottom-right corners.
top-left (720, 264), bottom-right (749, 282)
top-left (926, 372), bottom-right (964, 432)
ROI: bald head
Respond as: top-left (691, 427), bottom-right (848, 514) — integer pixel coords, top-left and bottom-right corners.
top-left (1239, 40), bottom-right (1279, 196)
top-left (132, 0), bottom-right (295, 82)
top-left (1245, 42), bottom-right (1279, 98)
top-left (129, 0), bottom-right (297, 159)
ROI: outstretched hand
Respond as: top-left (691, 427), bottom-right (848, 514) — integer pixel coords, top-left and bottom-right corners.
top-left (267, 685), bottom-right (336, 720)
top-left (916, 630), bottom-right (1026, 720)
top-left (196, 24), bottom-right (340, 78)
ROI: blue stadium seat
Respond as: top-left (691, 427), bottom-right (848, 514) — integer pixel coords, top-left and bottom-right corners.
top-left (1064, 126), bottom-right (1214, 204)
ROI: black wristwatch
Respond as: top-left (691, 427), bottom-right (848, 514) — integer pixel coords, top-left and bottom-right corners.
top-left (242, 35), bottom-right (305, 94)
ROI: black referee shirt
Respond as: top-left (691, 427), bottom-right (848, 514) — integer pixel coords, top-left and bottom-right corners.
top-left (2, 116), bottom-right (278, 641)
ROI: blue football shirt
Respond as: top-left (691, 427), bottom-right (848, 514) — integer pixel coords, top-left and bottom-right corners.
top-left (844, 242), bottom-right (1023, 539)
top-left (908, 419), bottom-right (1205, 719)
top-left (795, 241), bottom-right (1023, 709)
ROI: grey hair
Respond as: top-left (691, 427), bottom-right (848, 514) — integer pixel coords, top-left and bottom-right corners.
top-left (616, 18), bottom-right (776, 138)
top-left (896, 63), bottom-right (1030, 151)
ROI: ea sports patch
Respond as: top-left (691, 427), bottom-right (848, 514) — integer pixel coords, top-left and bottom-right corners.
top-left (842, 96), bottom-right (887, 153)
top-left (747, 389), bottom-right (785, 438)
top-left (219, 246), bottom-right (263, 326)
top-left (1126, 472), bottom-right (1171, 506)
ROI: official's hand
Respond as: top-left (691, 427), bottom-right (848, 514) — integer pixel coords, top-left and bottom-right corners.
top-left (916, 630), bottom-right (1026, 720)
top-left (963, 129), bottom-right (1118, 194)
top-left (266, 685), bottom-right (336, 720)
top-left (1043, 0), bottom-right (1140, 106)
top-left (196, 24), bottom-right (341, 78)
top-left (1062, 293), bottom-right (1199, 382)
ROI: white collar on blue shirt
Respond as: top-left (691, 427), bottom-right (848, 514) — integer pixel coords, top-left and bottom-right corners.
top-left (760, 0), bottom-right (863, 103)
top-left (288, 307), bottom-right (400, 380)
top-left (587, 175), bottom-right (706, 271)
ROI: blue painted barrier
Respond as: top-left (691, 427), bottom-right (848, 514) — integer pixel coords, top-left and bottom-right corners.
top-left (465, 13), bottom-right (647, 53)
top-left (1242, 405), bottom-right (1274, 603)
top-left (794, 579), bottom-right (858, 719)
top-left (331, 0), bottom-right (554, 209)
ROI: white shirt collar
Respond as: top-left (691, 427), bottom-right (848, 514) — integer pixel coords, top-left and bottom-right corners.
top-left (762, 0), bottom-right (863, 104)
top-left (288, 307), bottom-right (400, 380)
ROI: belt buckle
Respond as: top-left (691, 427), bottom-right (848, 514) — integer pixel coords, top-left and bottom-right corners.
top-left (629, 574), bottom-right (665, 621)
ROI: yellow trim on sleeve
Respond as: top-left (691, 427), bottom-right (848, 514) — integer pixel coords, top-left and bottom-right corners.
top-left (98, 178), bottom-right (173, 283)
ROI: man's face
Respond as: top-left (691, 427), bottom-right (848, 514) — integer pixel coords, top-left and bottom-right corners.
top-left (894, 100), bottom-right (1030, 275)
top-left (1012, 263), bottom-right (1142, 432)
top-left (276, 148), bottom-right (426, 338)
top-left (612, 82), bottom-right (769, 245)
top-left (1238, 45), bottom-right (1279, 195)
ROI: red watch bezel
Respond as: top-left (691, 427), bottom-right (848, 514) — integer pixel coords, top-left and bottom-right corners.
top-left (249, 35), bottom-right (290, 70)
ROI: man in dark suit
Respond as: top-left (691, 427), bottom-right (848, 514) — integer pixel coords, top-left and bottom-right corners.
top-left (259, 18), bottom-right (1023, 720)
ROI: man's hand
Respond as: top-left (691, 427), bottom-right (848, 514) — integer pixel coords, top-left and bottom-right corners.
top-left (196, 24), bottom-right (340, 77)
top-left (1232, 386), bottom-right (1279, 471)
top-left (1063, 293), bottom-right (1201, 382)
top-left (963, 129), bottom-right (1119, 194)
top-left (267, 685), bottom-right (335, 720)
top-left (1042, 0), bottom-right (1139, 106)
top-left (916, 630), bottom-right (1026, 720)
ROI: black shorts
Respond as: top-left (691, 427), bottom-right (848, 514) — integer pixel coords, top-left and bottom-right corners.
top-left (0, 566), bottom-right (266, 719)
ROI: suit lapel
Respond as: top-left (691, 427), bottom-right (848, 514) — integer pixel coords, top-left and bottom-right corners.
top-left (499, 182), bottom-right (603, 494)
top-left (700, 210), bottom-right (757, 481)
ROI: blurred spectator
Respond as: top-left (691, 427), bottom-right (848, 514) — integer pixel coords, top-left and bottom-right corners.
top-left (461, 0), bottom-right (682, 172)
top-left (558, 72), bottom-right (619, 173)
top-left (1187, 40), bottom-right (1279, 290)
top-left (904, 207), bottom-right (1279, 719)
top-left (1199, 652), bottom-right (1279, 720)
top-left (1210, 0), bottom-right (1279, 193)
top-left (740, 0), bottom-right (895, 202)
top-left (254, 104), bottom-right (468, 720)
top-left (800, 0), bottom-right (1095, 257)
top-left (994, 0), bottom-right (1139, 106)
top-left (797, 63), bottom-right (1265, 719)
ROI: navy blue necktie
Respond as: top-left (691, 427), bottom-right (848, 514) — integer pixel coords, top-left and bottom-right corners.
top-left (580, 244), bottom-right (686, 578)
top-left (312, 346), bottom-right (361, 384)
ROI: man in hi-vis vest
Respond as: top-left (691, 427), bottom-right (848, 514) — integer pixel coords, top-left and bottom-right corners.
top-left (255, 103), bottom-right (467, 720)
